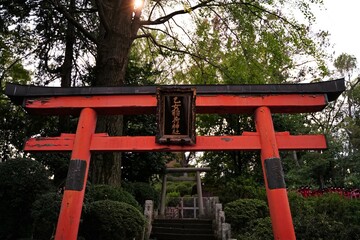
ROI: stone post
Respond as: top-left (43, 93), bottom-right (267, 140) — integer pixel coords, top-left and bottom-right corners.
top-left (159, 174), bottom-right (167, 218)
top-left (221, 223), bottom-right (231, 240)
top-left (196, 171), bottom-right (205, 218)
top-left (143, 200), bottom-right (153, 240)
top-left (215, 203), bottom-right (222, 239)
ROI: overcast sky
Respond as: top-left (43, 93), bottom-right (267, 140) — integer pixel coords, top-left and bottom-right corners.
top-left (313, 0), bottom-right (360, 73)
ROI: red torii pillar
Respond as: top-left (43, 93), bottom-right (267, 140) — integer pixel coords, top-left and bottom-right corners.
top-left (256, 107), bottom-right (295, 239)
top-left (5, 79), bottom-right (345, 240)
top-left (55, 108), bottom-right (97, 240)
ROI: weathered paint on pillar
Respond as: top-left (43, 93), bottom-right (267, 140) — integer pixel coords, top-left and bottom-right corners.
top-left (55, 108), bottom-right (97, 240)
top-left (196, 171), bottom-right (205, 217)
top-left (159, 174), bottom-right (167, 218)
top-left (255, 106), bottom-right (296, 240)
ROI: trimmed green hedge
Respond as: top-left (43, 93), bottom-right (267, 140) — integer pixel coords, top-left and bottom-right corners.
top-left (236, 217), bottom-right (273, 240)
top-left (82, 200), bottom-right (145, 240)
top-left (32, 192), bottom-right (62, 240)
top-left (225, 198), bottom-right (269, 231)
top-left (224, 198), bottom-right (271, 239)
top-left (289, 192), bottom-right (360, 240)
top-left (86, 184), bottom-right (140, 210)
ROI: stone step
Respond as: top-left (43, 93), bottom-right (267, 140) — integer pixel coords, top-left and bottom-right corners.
top-left (152, 220), bottom-right (213, 229)
top-left (150, 219), bottom-right (215, 240)
top-left (151, 226), bottom-right (213, 235)
top-left (150, 232), bottom-right (216, 240)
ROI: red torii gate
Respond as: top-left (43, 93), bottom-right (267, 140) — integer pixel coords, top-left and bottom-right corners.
top-left (5, 79), bottom-right (345, 240)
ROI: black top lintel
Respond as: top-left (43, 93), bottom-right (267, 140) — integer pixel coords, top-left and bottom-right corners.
top-left (5, 78), bottom-right (345, 105)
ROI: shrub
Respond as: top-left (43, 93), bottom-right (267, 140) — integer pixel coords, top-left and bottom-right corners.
top-left (342, 198), bottom-right (360, 227)
top-left (0, 158), bottom-right (50, 239)
top-left (123, 182), bottom-right (159, 208)
top-left (224, 198), bottom-right (269, 233)
top-left (82, 200), bottom-right (145, 240)
top-left (293, 212), bottom-right (345, 240)
top-left (32, 192), bottom-right (62, 240)
top-left (312, 193), bottom-right (347, 220)
top-left (310, 193), bottom-right (360, 239)
top-left (209, 176), bottom-right (266, 204)
top-left (236, 217), bottom-right (273, 240)
top-left (166, 181), bottom-right (193, 197)
top-left (289, 192), bottom-right (360, 239)
top-left (86, 184), bottom-right (140, 210)
top-left (166, 191), bottom-right (181, 207)
top-left (288, 191), bottom-right (314, 219)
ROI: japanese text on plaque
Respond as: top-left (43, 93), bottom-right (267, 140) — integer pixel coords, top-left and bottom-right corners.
top-left (171, 97), bottom-right (181, 134)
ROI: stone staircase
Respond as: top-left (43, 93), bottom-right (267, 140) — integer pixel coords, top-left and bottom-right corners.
top-left (150, 219), bottom-right (216, 240)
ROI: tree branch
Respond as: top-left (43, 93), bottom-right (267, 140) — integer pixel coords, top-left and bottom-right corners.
top-left (135, 28), bottom-right (234, 81)
top-left (239, 0), bottom-right (301, 31)
top-left (132, 0), bottom-right (143, 37)
top-left (49, 0), bottom-right (98, 44)
top-left (95, 0), bottom-right (110, 34)
top-left (140, 0), bottom-right (214, 25)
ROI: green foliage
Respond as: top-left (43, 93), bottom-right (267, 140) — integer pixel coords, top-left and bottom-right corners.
top-left (82, 200), bottom-right (145, 240)
top-left (32, 192), bottom-right (62, 240)
top-left (285, 143), bottom-right (343, 189)
top-left (287, 191), bottom-right (314, 219)
top-left (334, 53), bottom-right (357, 78)
top-left (273, 113), bottom-right (310, 134)
top-left (121, 52), bottom-right (169, 183)
top-left (166, 192), bottom-right (182, 207)
top-left (166, 181), bottom-right (194, 197)
top-left (32, 152), bottom-right (71, 188)
top-left (0, 158), bottom-right (51, 239)
top-left (0, 36), bottom-right (32, 161)
top-left (173, 1), bottom-right (328, 85)
top-left (225, 192), bottom-right (360, 239)
top-left (122, 182), bottom-right (159, 208)
top-left (294, 212), bottom-right (345, 240)
top-left (348, 83), bottom-right (360, 151)
top-left (0, 102), bottom-right (28, 161)
top-left (122, 151), bottom-right (168, 183)
top-left (224, 198), bottom-right (269, 233)
top-left (205, 176), bottom-right (266, 204)
top-left (313, 193), bottom-right (360, 227)
top-left (167, 191), bottom-right (180, 198)
top-left (236, 217), bottom-right (273, 240)
top-left (289, 192), bottom-right (360, 239)
top-left (86, 184), bottom-right (140, 210)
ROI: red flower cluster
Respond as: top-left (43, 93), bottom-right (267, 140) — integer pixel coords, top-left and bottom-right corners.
top-left (297, 186), bottom-right (360, 199)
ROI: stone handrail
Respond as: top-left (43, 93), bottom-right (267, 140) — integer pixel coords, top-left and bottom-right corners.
top-left (143, 198), bottom-right (235, 240)
top-left (215, 203), bottom-right (234, 240)
top-left (143, 200), bottom-right (153, 240)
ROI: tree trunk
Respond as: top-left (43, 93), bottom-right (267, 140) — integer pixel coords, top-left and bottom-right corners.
top-left (90, 0), bottom-right (140, 186)
top-left (292, 151), bottom-right (300, 167)
top-left (59, 0), bottom-right (75, 133)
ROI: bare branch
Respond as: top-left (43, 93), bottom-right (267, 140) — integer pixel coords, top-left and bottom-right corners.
top-left (148, 1), bottom-right (160, 21)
